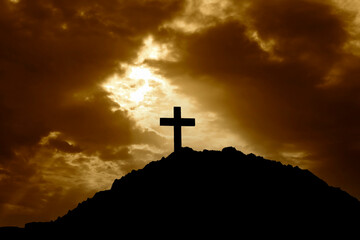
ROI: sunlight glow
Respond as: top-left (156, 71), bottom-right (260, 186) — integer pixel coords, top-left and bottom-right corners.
top-left (103, 64), bottom-right (165, 112)
top-left (102, 35), bottom-right (176, 108)
top-left (136, 36), bottom-right (174, 63)
top-left (139, 37), bottom-right (170, 61)
top-left (127, 66), bottom-right (154, 103)
top-left (102, 35), bottom-right (174, 115)
top-left (102, 34), bottom-right (246, 154)
top-left (128, 66), bottom-right (153, 80)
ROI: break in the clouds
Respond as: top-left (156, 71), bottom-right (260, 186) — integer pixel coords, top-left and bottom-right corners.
top-left (1, 0), bottom-right (360, 227)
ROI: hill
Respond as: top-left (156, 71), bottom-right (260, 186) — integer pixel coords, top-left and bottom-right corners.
top-left (3, 147), bottom-right (360, 237)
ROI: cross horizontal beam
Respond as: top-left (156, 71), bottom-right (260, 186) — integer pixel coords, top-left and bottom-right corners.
top-left (160, 118), bottom-right (195, 126)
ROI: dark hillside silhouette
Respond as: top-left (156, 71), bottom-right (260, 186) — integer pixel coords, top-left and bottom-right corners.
top-left (2, 147), bottom-right (360, 237)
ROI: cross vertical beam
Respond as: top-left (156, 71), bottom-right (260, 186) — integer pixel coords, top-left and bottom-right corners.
top-left (160, 106), bottom-right (195, 152)
top-left (173, 106), bottom-right (182, 153)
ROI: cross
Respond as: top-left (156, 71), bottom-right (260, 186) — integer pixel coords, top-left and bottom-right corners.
top-left (160, 106), bottom-right (195, 152)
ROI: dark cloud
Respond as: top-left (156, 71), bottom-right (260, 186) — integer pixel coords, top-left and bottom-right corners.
top-left (47, 138), bottom-right (82, 154)
top-left (0, 0), bottom-right (184, 227)
top-left (151, 0), bottom-right (360, 198)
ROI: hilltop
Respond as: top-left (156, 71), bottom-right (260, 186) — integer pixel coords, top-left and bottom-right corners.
top-left (3, 147), bottom-right (360, 237)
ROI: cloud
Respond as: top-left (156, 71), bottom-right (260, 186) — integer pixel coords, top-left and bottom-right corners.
top-left (48, 138), bottom-right (82, 153)
top-left (0, 0), bottom-right (184, 226)
top-left (150, 0), bottom-right (360, 198)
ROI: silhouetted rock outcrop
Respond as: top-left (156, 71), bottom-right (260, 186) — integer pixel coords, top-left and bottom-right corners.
top-left (3, 147), bottom-right (360, 237)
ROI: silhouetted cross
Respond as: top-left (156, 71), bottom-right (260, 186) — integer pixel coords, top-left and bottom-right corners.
top-left (160, 106), bottom-right (195, 152)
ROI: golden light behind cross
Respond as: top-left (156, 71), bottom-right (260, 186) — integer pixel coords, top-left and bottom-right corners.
top-left (102, 35), bottom-right (246, 154)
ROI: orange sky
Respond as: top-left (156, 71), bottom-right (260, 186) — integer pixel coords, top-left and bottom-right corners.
top-left (1, 0), bottom-right (360, 227)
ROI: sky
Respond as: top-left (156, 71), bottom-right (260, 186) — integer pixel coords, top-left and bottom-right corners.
top-left (0, 0), bottom-right (360, 227)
